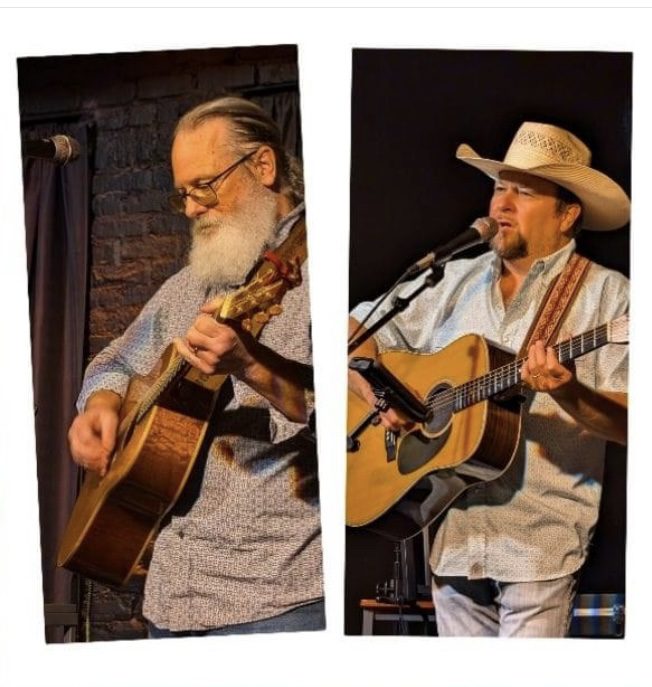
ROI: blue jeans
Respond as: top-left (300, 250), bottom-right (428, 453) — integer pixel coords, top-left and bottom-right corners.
top-left (148, 600), bottom-right (325, 638)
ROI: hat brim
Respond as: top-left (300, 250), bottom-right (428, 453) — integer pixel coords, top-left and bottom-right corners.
top-left (456, 143), bottom-right (630, 231)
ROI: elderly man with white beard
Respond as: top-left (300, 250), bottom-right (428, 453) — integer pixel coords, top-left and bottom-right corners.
top-left (67, 97), bottom-right (324, 636)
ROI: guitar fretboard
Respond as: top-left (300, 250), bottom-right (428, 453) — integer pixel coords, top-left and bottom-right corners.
top-left (428, 323), bottom-right (612, 414)
top-left (135, 355), bottom-right (189, 423)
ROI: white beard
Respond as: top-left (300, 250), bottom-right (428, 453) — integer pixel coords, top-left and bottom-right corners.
top-left (188, 185), bottom-right (278, 289)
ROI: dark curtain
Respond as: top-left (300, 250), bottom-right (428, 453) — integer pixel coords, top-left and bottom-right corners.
top-left (23, 122), bottom-right (91, 642)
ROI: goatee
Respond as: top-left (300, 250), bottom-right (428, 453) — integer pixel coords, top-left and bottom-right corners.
top-left (491, 232), bottom-right (528, 260)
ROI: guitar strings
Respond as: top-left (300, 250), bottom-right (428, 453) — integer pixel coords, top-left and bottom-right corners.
top-left (135, 355), bottom-right (188, 423)
top-left (421, 323), bottom-right (609, 415)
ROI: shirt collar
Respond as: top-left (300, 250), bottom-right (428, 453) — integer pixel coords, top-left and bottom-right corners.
top-left (270, 201), bottom-right (305, 250)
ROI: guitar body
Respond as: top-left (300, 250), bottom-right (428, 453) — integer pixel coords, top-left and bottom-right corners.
top-left (57, 346), bottom-right (223, 587)
top-left (346, 334), bottom-right (522, 539)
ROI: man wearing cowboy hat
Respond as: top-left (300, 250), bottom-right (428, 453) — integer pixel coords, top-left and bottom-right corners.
top-left (349, 122), bottom-right (629, 637)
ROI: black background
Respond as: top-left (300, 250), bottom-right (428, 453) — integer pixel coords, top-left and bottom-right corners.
top-left (346, 49), bottom-right (631, 635)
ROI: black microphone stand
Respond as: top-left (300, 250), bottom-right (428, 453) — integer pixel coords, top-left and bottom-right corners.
top-left (347, 264), bottom-right (445, 356)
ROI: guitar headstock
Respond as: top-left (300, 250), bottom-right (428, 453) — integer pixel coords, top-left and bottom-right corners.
top-left (217, 261), bottom-right (301, 331)
top-left (608, 314), bottom-right (629, 344)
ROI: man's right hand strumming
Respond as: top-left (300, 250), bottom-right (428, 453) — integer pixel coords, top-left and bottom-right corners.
top-left (68, 390), bottom-right (121, 477)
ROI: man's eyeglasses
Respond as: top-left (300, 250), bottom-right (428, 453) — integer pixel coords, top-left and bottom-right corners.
top-left (168, 150), bottom-right (257, 214)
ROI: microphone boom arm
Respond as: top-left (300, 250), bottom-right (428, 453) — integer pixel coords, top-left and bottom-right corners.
top-left (347, 264), bottom-right (445, 356)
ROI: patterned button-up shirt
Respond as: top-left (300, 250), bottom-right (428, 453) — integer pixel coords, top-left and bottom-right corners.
top-left (79, 204), bottom-right (323, 630)
top-left (351, 240), bottom-right (628, 581)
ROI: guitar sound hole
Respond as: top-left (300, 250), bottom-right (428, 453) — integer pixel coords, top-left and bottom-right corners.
top-left (424, 383), bottom-right (453, 435)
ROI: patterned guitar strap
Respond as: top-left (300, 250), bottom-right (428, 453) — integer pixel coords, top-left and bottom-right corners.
top-left (517, 252), bottom-right (592, 361)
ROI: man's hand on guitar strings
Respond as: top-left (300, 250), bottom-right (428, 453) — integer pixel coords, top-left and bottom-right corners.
top-left (68, 401), bottom-right (119, 477)
top-left (521, 339), bottom-right (574, 394)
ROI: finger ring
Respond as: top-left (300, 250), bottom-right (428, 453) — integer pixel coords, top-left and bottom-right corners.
top-left (532, 373), bottom-right (541, 379)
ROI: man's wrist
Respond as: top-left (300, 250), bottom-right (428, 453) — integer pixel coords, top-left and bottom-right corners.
top-left (85, 389), bottom-right (122, 413)
top-left (548, 376), bottom-right (581, 403)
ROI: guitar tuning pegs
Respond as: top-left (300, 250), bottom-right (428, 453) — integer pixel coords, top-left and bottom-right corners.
top-left (252, 312), bottom-right (270, 324)
top-left (268, 304), bottom-right (283, 317)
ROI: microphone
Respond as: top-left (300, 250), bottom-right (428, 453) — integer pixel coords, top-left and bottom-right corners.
top-left (405, 216), bottom-right (499, 277)
top-left (22, 135), bottom-right (81, 165)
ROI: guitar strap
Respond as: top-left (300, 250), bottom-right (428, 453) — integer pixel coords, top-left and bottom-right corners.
top-left (517, 252), bottom-right (592, 357)
top-left (262, 214), bottom-right (308, 274)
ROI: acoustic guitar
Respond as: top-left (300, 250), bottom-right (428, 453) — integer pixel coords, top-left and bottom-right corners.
top-left (58, 259), bottom-right (302, 587)
top-left (346, 315), bottom-right (628, 540)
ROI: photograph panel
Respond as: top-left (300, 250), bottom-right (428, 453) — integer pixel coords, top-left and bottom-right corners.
top-left (346, 48), bottom-right (630, 638)
top-left (18, 44), bottom-right (324, 643)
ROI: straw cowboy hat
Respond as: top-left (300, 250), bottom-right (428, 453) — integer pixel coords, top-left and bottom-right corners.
top-left (456, 122), bottom-right (630, 231)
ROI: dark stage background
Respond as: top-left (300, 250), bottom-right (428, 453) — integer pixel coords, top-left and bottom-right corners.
top-left (346, 49), bottom-right (631, 635)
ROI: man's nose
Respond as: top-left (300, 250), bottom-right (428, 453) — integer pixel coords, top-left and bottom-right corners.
top-left (184, 196), bottom-right (209, 219)
top-left (492, 189), bottom-right (516, 212)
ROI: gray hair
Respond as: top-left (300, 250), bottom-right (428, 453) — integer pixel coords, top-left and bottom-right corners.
top-left (174, 96), bottom-right (303, 203)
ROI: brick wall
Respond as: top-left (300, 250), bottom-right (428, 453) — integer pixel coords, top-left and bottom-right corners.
top-left (18, 44), bottom-right (299, 641)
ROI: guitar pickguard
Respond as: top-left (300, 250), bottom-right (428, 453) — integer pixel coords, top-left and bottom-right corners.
top-left (396, 426), bottom-right (452, 474)
top-left (395, 381), bottom-right (454, 475)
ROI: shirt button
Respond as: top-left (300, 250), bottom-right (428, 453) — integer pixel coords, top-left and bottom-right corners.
top-left (178, 530), bottom-right (184, 539)
top-left (470, 562), bottom-right (483, 577)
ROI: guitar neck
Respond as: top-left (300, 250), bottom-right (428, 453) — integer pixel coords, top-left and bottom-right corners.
top-left (134, 355), bottom-right (189, 423)
top-left (454, 323), bottom-right (612, 411)
top-left (130, 289), bottom-right (282, 425)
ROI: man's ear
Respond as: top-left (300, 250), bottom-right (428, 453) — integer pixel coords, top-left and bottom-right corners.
top-left (561, 203), bottom-right (582, 235)
top-left (251, 145), bottom-right (277, 188)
